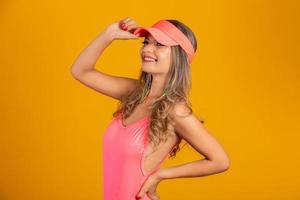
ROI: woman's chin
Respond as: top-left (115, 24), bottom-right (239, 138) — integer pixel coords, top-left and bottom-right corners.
top-left (142, 61), bottom-right (157, 65)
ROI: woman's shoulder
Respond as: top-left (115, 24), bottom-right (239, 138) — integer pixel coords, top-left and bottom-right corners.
top-left (170, 101), bottom-right (192, 119)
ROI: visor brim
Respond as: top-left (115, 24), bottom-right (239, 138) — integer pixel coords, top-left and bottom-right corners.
top-left (133, 27), bottom-right (178, 46)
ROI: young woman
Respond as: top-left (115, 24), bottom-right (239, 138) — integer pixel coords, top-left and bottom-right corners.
top-left (70, 17), bottom-right (230, 200)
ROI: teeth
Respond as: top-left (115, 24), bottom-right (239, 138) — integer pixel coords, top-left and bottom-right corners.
top-left (144, 56), bottom-right (156, 61)
top-left (145, 58), bottom-right (155, 61)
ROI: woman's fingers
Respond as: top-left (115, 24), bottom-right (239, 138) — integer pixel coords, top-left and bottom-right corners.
top-left (120, 18), bottom-right (138, 28)
top-left (116, 17), bottom-right (140, 38)
top-left (126, 24), bottom-right (138, 33)
top-left (119, 17), bottom-right (131, 23)
top-left (121, 24), bottom-right (139, 34)
top-left (148, 193), bottom-right (160, 200)
top-left (120, 17), bottom-right (133, 27)
top-left (122, 17), bottom-right (132, 23)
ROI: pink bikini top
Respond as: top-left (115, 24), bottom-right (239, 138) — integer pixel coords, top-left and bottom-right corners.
top-left (102, 112), bottom-right (166, 200)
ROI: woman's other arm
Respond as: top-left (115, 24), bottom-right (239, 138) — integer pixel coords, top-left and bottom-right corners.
top-left (156, 103), bottom-right (230, 180)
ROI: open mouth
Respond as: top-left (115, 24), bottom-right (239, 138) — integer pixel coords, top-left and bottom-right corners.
top-left (142, 56), bottom-right (158, 63)
top-left (143, 60), bottom-right (157, 63)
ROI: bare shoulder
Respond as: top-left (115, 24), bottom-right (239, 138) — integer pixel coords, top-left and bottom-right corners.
top-left (169, 101), bottom-right (207, 142)
top-left (170, 102), bottom-right (198, 127)
top-left (171, 101), bottom-right (193, 118)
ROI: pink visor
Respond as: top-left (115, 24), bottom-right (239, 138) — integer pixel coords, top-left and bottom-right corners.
top-left (133, 20), bottom-right (195, 64)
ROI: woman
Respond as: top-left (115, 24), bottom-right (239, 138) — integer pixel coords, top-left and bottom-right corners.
top-left (70, 17), bottom-right (230, 200)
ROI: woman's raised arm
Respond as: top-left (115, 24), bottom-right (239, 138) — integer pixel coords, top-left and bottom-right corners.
top-left (70, 17), bottom-right (140, 100)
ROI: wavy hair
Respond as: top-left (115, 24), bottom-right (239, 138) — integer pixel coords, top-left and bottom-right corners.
top-left (113, 19), bottom-right (204, 159)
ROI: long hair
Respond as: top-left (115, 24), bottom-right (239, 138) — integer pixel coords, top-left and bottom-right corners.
top-left (113, 19), bottom-right (204, 159)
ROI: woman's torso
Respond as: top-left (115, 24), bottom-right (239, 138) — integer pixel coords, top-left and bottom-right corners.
top-left (102, 109), bottom-right (178, 200)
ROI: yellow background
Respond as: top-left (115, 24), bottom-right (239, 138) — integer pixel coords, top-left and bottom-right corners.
top-left (1, 0), bottom-right (299, 199)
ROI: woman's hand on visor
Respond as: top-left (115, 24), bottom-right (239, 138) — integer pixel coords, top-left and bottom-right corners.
top-left (105, 17), bottom-right (139, 40)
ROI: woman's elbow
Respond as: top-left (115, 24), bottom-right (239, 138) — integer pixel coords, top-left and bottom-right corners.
top-left (214, 156), bottom-right (231, 172)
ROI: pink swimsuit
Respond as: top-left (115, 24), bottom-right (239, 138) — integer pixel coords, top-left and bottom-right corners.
top-left (102, 112), bottom-right (166, 200)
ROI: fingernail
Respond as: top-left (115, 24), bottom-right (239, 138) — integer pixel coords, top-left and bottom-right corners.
top-left (121, 25), bottom-right (127, 31)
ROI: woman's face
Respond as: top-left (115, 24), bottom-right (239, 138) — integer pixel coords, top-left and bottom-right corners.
top-left (139, 34), bottom-right (171, 74)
